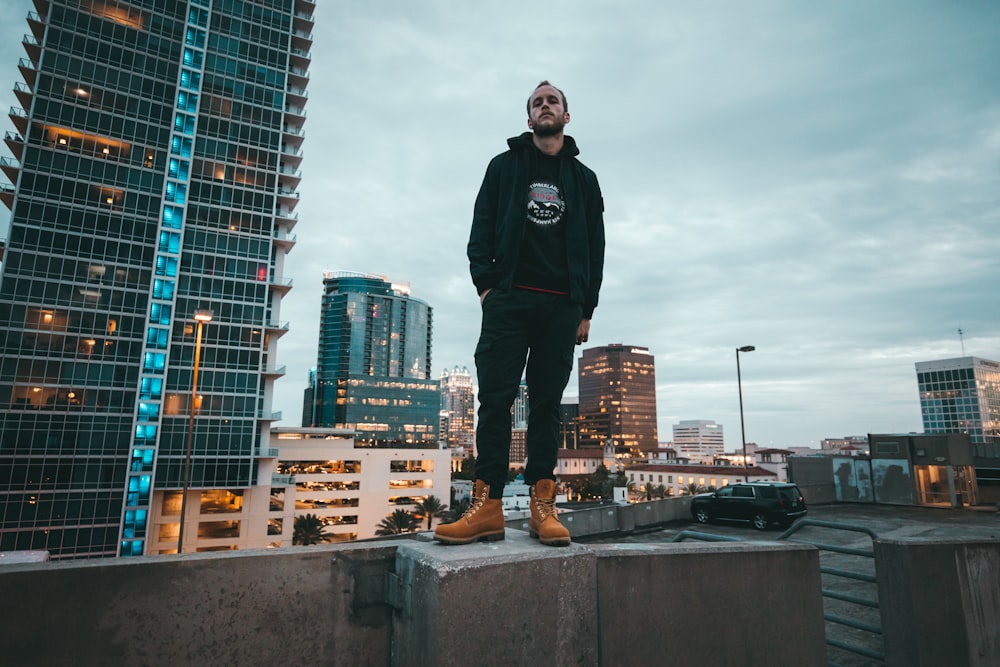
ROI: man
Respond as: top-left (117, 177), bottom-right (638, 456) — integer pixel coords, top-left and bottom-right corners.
top-left (435, 81), bottom-right (605, 546)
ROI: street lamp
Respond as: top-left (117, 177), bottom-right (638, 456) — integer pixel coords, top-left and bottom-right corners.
top-left (736, 345), bottom-right (755, 482)
top-left (177, 309), bottom-right (213, 554)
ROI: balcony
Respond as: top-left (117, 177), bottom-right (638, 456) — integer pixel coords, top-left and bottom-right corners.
top-left (17, 57), bottom-right (37, 89)
top-left (289, 48), bottom-right (310, 73)
top-left (4, 131), bottom-right (24, 161)
top-left (261, 365), bottom-right (287, 379)
top-left (13, 81), bottom-right (32, 110)
top-left (274, 209), bottom-right (298, 232)
top-left (26, 11), bottom-right (44, 42)
top-left (8, 106), bottom-right (28, 135)
top-left (264, 321), bottom-right (289, 338)
top-left (0, 156), bottom-right (21, 184)
top-left (1, 529), bottom-right (996, 665)
top-left (0, 183), bottom-right (14, 209)
top-left (21, 34), bottom-right (40, 63)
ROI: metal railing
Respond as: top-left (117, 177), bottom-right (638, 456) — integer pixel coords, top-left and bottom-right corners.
top-left (778, 519), bottom-right (883, 666)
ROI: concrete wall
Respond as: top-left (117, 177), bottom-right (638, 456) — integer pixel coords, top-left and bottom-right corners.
top-left (506, 496), bottom-right (692, 539)
top-left (0, 543), bottom-right (396, 667)
top-left (788, 455), bottom-right (837, 504)
top-left (0, 530), bottom-right (823, 667)
top-left (596, 542), bottom-right (826, 665)
top-left (5, 532), bottom-right (994, 666)
top-left (876, 538), bottom-right (1000, 667)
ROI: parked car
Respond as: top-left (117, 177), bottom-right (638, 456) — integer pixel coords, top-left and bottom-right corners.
top-left (690, 482), bottom-right (807, 530)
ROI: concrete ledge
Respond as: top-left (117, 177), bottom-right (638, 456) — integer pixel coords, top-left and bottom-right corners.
top-left (0, 533), bottom-right (827, 666)
top-left (391, 529), bottom-right (598, 666)
top-left (0, 543), bottom-right (397, 667)
top-left (506, 497), bottom-right (693, 539)
top-left (593, 541), bottom-right (827, 666)
top-left (876, 538), bottom-right (1000, 667)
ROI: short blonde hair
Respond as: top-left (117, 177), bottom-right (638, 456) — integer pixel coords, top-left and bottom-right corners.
top-left (526, 80), bottom-right (568, 115)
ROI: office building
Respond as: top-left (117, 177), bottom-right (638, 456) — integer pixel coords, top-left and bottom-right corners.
top-left (439, 365), bottom-right (474, 452)
top-left (559, 401), bottom-right (580, 449)
top-left (916, 356), bottom-right (1000, 501)
top-left (673, 419), bottom-right (725, 462)
top-left (512, 379), bottom-right (528, 428)
top-left (0, 0), bottom-right (310, 558)
top-left (306, 272), bottom-right (438, 446)
top-left (578, 344), bottom-right (658, 453)
top-left (271, 427), bottom-right (451, 541)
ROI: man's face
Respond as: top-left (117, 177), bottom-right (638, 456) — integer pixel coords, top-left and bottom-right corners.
top-left (528, 85), bottom-right (569, 137)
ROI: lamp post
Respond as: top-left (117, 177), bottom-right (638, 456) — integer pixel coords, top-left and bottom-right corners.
top-left (736, 345), bottom-right (755, 482)
top-left (177, 309), bottom-right (213, 554)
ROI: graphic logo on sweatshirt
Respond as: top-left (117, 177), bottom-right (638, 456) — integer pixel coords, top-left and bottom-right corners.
top-left (527, 181), bottom-right (564, 227)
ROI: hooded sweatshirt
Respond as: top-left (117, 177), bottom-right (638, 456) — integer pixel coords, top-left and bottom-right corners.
top-left (467, 132), bottom-right (605, 319)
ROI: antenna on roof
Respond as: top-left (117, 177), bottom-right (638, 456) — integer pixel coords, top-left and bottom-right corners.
top-left (958, 328), bottom-right (966, 355)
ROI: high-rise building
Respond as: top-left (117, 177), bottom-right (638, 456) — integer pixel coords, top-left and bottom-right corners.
top-left (673, 419), bottom-right (725, 462)
top-left (578, 344), bottom-right (658, 453)
top-left (440, 365), bottom-right (474, 452)
top-left (307, 272), bottom-right (438, 447)
top-left (558, 401), bottom-right (580, 449)
top-left (916, 356), bottom-right (1000, 500)
top-left (512, 379), bottom-right (529, 429)
top-left (0, 0), bottom-right (310, 558)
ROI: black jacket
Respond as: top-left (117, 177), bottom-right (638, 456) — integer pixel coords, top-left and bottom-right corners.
top-left (468, 132), bottom-right (606, 319)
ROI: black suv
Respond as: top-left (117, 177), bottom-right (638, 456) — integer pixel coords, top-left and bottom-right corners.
top-left (690, 482), bottom-right (806, 530)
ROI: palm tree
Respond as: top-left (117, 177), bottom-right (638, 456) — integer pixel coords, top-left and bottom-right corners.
top-left (293, 513), bottom-right (330, 545)
top-left (443, 497), bottom-right (470, 523)
top-left (375, 509), bottom-right (420, 535)
top-left (683, 482), bottom-right (701, 496)
top-left (413, 495), bottom-right (448, 530)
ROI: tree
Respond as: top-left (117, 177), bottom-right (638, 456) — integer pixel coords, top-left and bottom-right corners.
top-left (683, 483), bottom-right (707, 496)
top-left (293, 513), bottom-right (330, 545)
top-left (375, 509), bottom-right (420, 535)
top-left (413, 495), bottom-right (448, 530)
top-left (443, 497), bottom-right (470, 523)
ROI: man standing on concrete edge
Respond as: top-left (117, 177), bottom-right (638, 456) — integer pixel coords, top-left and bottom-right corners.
top-left (435, 81), bottom-right (605, 547)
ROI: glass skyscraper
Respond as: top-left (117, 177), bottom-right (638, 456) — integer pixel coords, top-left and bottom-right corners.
top-left (578, 344), bottom-right (659, 453)
top-left (916, 356), bottom-right (1000, 499)
top-left (0, 0), bottom-right (310, 557)
top-left (306, 272), bottom-right (439, 447)
top-left (440, 365), bottom-right (474, 452)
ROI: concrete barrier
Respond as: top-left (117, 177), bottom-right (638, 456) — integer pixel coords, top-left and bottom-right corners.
top-left (0, 542), bottom-right (396, 667)
top-left (876, 538), bottom-right (1000, 667)
top-left (594, 541), bottom-right (827, 666)
top-left (506, 496), bottom-right (692, 539)
top-left (0, 531), bottom-right (828, 667)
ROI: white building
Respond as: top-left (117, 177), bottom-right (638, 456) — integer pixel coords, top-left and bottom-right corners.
top-left (556, 442), bottom-right (622, 478)
top-left (673, 420), bottom-right (725, 462)
top-left (271, 427), bottom-right (452, 541)
top-left (627, 463), bottom-right (777, 497)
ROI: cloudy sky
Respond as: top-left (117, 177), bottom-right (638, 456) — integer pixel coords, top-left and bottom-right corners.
top-left (1, 1), bottom-right (998, 448)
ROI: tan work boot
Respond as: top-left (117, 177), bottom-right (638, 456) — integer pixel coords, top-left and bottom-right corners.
top-left (434, 480), bottom-right (505, 545)
top-left (529, 479), bottom-right (571, 546)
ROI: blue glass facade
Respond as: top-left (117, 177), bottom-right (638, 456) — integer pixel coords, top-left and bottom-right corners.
top-left (917, 356), bottom-right (1000, 495)
top-left (307, 273), bottom-right (439, 447)
top-left (0, 0), bottom-right (310, 557)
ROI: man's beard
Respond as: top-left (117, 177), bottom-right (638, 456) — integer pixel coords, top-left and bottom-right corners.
top-left (532, 116), bottom-right (565, 137)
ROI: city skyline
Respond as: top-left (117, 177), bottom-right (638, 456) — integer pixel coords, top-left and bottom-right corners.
top-left (2, 1), bottom-right (998, 448)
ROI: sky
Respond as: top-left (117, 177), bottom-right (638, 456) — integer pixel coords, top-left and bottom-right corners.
top-left (1, 0), bottom-right (998, 449)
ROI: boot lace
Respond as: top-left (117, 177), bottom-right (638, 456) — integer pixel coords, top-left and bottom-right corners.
top-left (533, 494), bottom-right (558, 520)
top-left (464, 487), bottom-right (489, 519)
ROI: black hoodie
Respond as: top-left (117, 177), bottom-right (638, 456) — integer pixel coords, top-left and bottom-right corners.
top-left (467, 132), bottom-right (606, 319)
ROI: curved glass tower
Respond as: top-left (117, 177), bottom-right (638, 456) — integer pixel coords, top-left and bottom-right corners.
top-left (306, 272), bottom-right (439, 448)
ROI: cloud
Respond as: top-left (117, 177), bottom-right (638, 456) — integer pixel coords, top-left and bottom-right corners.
top-left (0, 0), bottom-right (996, 448)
